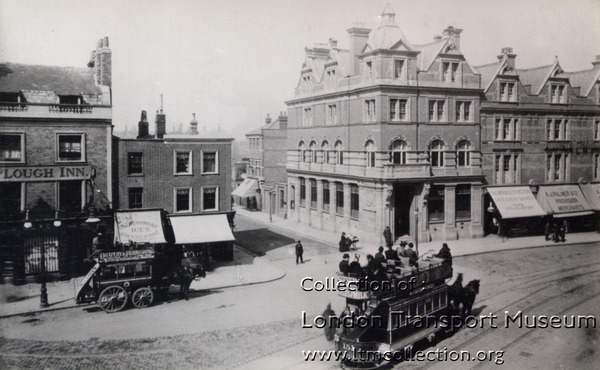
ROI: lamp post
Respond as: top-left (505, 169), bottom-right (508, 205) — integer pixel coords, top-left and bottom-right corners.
top-left (269, 190), bottom-right (274, 223)
top-left (414, 207), bottom-right (422, 257)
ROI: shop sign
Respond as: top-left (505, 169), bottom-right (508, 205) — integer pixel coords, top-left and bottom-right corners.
top-left (539, 185), bottom-right (592, 214)
top-left (0, 165), bottom-right (92, 182)
top-left (98, 249), bottom-right (155, 263)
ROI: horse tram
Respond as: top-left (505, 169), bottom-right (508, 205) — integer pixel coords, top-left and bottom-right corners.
top-left (75, 245), bottom-right (204, 313)
top-left (334, 253), bottom-right (466, 368)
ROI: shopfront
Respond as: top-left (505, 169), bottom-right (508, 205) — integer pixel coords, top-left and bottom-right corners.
top-left (536, 185), bottom-right (596, 233)
top-left (169, 213), bottom-right (235, 262)
top-left (485, 186), bottom-right (546, 237)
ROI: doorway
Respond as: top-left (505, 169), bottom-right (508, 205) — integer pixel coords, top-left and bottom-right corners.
top-left (394, 185), bottom-right (413, 239)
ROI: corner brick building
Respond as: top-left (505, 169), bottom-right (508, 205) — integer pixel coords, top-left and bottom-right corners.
top-left (283, 6), bottom-right (599, 246)
top-left (0, 38), bottom-right (113, 283)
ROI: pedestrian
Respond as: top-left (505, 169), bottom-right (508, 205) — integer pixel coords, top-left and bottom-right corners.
top-left (295, 240), bottom-right (304, 264)
top-left (374, 246), bottom-right (386, 266)
top-left (553, 222), bottom-right (560, 243)
top-left (383, 226), bottom-right (393, 248)
top-left (92, 233), bottom-right (103, 254)
top-left (179, 265), bottom-right (193, 300)
top-left (322, 303), bottom-right (337, 341)
top-left (339, 253), bottom-right (350, 276)
top-left (339, 232), bottom-right (349, 252)
top-left (544, 221), bottom-right (552, 241)
top-left (559, 221), bottom-right (566, 242)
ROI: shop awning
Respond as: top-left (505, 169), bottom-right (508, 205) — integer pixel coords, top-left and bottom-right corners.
top-left (114, 209), bottom-right (167, 244)
top-left (231, 178), bottom-right (258, 198)
top-left (580, 183), bottom-right (600, 211)
top-left (536, 185), bottom-right (594, 218)
top-left (169, 214), bottom-right (235, 244)
top-left (487, 186), bottom-right (546, 219)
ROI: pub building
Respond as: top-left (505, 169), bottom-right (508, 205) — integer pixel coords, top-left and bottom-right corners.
top-left (0, 37), bottom-right (113, 284)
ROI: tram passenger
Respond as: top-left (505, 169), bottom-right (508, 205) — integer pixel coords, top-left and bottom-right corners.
top-left (397, 241), bottom-right (407, 258)
top-left (366, 254), bottom-right (386, 285)
top-left (339, 253), bottom-right (350, 276)
top-left (385, 244), bottom-right (399, 261)
top-left (349, 254), bottom-right (363, 277)
top-left (374, 246), bottom-right (386, 266)
top-left (405, 243), bottom-right (418, 268)
top-left (435, 243), bottom-right (452, 265)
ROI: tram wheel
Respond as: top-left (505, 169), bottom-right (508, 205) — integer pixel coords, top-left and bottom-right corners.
top-left (131, 287), bottom-right (154, 309)
top-left (98, 285), bottom-right (128, 313)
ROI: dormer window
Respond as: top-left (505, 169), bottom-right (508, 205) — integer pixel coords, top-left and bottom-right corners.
top-left (325, 69), bottom-right (337, 87)
top-left (442, 62), bottom-right (459, 83)
top-left (550, 84), bottom-right (567, 104)
top-left (499, 81), bottom-right (517, 102)
top-left (58, 95), bottom-right (82, 105)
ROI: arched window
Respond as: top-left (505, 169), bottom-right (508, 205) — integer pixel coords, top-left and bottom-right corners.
top-left (308, 141), bottom-right (317, 163)
top-left (390, 139), bottom-right (407, 165)
top-left (298, 141), bottom-right (306, 163)
top-left (333, 140), bottom-right (344, 165)
top-left (429, 140), bottom-right (445, 167)
top-left (365, 140), bottom-right (376, 168)
top-left (321, 140), bottom-right (330, 164)
top-left (456, 140), bottom-right (472, 167)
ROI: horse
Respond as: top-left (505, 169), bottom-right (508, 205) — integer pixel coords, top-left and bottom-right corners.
top-left (447, 273), bottom-right (463, 313)
top-left (457, 279), bottom-right (480, 317)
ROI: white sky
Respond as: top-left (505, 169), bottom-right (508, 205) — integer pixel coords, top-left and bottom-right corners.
top-left (1, 0), bottom-right (599, 140)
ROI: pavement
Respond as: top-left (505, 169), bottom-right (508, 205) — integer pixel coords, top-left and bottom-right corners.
top-left (1, 206), bottom-right (598, 318)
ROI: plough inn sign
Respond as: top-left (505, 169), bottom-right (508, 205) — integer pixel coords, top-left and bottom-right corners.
top-left (0, 165), bottom-right (93, 182)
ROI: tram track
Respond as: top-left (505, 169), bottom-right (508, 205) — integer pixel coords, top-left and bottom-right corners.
top-left (407, 268), bottom-right (600, 370)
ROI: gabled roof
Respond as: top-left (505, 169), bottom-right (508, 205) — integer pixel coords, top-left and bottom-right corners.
top-left (413, 39), bottom-right (448, 71)
top-left (569, 68), bottom-right (600, 97)
top-left (325, 48), bottom-right (351, 77)
top-left (517, 61), bottom-right (563, 95)
top-left (474, 55), bottom-right (519, 92)
top-left (0, 62), bottom-right (102, 94)
top-left (363, 4), bottom-right (411, 52)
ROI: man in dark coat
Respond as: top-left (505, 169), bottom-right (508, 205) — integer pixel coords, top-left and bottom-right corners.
top-left (349, 254), bottom-right (363, 277)
top-left (383, 226), bottom-right (393, 247)
top-left (179, 265), bottom-right (193, 300)
top-left (404, 243), bottom-right (418, 267)
top-left (322, 304), bottom-right (337, 341)
top-left (374, 246), bottom-right (386, 266)
top-left (339, 253), bottom-right (350, 275)
top-left (544, 221), bottom-right (552, 241)
top-left (295, 240), bottom-right (304, 264)
top-left (435, 243), bottom-right (452, 264)
top-left (385, 244), bottom-right (398, 261)
top-left (558, 221), bottom-right (566, 242)
top-left (339, 232), bottom-right (349, 252)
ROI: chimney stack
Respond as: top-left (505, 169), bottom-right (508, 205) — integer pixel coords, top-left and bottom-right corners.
top-left (442, 26), bottom-right (462, 50)
top-left (278, 111), bottom-right (288, 130)
top-left (265, 114), bottom-right (272, 124)
top-left (137, 110), bottom-right (149, 139)
top-left (347, 25), bottom-right (371, 76)
top-left (190, 113), bottom-right (198, 135)
top-left (329, 38), bottom-right (338, 48)
top-left (592, 55), bottom-right (600, 69)
top-left (497, 47), bottom-right (517, 69)
top-left (155, 95), bottom-right (166, 139)
top-left (88, 37), bottom-right (112, 88)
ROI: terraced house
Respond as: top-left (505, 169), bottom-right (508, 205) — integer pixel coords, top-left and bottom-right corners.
top-left (284, 5), bottom-right (600, 245)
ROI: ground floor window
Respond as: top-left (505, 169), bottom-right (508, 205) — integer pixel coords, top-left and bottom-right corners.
top-left (350, 184), bottom-right (359, 219)
top-left (310, 179), bottom-right (317, 209)
top-left (336, 182), bottom-right (344, 215)
top-left (428, 185), bottom-right (445, 222)
top-left (299, 178), bottom-right (306, 207)
top-left (322, 181), bottom-right (330, 212)
top-left (0, 182), bottom-right (21, 221)
top-left (59, 181), bottom-right (82, 213)
top-left (456, 184), bottom-right (471, 220)
top-left (24, 236), bottom-right (59, 274)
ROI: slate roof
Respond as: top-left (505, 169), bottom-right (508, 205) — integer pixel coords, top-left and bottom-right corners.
top-left (474, 61), bottom-right (502, 91)
top-left (517, 64), bottom-right (555, 95)
top-left (569, 68), bottom-right (600, 97)
top-left (0, 63), bottom-right (101, 94)
top-left (413, 39), bottom-right (446, 71)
